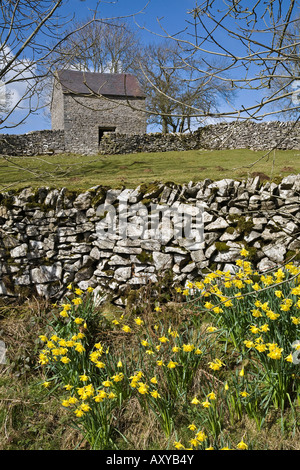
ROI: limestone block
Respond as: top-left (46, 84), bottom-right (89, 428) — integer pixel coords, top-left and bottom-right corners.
top-left (114, 267), bottom-right (132, 281)
top-left (31, 264), bottom-right (62, 284)
top-left (152, 252), bottom-right (172, 271)
top-left (10, 243), bottom-right (28, 258)
top-left (262, 244), bottom-right (286, 263)
top-left (205, 217), bottom-right (229, 231)
top-left (73, 192), bottom-right (91, 210)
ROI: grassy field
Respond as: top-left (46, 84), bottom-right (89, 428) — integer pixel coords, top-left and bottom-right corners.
top-left (0, 148), bottom-right (299, 192)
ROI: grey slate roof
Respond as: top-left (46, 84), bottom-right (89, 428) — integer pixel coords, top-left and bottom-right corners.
top-left (55, 69), bottom-right (146, 98)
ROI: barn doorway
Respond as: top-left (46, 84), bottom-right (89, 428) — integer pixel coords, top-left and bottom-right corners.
top-left (98, 127), bottom-right (116, 145)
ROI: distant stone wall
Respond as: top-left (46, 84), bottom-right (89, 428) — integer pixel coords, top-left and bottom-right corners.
top-left (99, 121), bottom-right (300, 155)
top-left (0, 174), bottom-right (299, 303)
top-left (0, 130), bottom-right (65, 156)
top-left (0, 120), bottom-right (299, 157)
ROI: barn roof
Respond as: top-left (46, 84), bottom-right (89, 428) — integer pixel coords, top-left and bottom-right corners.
top-left (55, 69), bottom-right (146, 98)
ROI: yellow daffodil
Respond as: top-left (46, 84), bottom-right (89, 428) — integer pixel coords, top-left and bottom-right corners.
top-left (182, 343), bottom-right (195, 352)
top-left (137, 383), bottom-right (149, 395)
top-left (206, 326), bottom-right (217, 333)
top-left (79, 374), bottom-right (89, 382)
top-left (188, 423), bottom-right (197, 431)
top-left (285, 354), bottom-right (293, 363)
top-left (240, 248), bottom-right (249, 257)
top-left (196, 431), bottom-right (207, 442)
top-left (75, 288), bottom-right (84, 296)
top-left (167, 361), bottom-right (178, 369)
top-left (191, 397), bottom-right (200, 405)
top-left (64, 384), bottom-right (73, 391)
top-left (201, 400), bottom-right (211, 408)
top-left (122, 325), bottom-right (132, 333)
top-left (102, 380), bottom-right (112, 387)
top-left (207, 391), bottom-right (216, 400)
top-left (159, 336), bottom-right (169, 343)
top-left (237, 440), bottom-right (248, 450)
top-left (174, 441), bottom-right (185, 450)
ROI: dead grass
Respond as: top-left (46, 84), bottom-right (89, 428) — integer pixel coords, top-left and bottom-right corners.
top-left (0, 294), bottom-right (300, 450)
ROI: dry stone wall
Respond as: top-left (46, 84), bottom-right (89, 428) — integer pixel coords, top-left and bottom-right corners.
top-left (99, 121), bottom-right (300, 154)
top-left (0, 175), bottom-right (299, 304)
top-left (0, 121), bottom-right (299, 156)
top-left (0, 130), bottom-right (65, 156)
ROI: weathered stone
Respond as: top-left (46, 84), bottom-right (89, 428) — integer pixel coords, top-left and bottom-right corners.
top-left (262, 244), bottom-right (286, 263)
top-left (89, 247), bottom-right (101, 260)
top-left (113, 245), bottom-right (142, 255)
top-left (280, 175), bottom-right (299, 190)
top-left (208, 179), bottom-right (235, 196)
top-left (141, 239), bottom-right (161, 251)
top-left (202, 211), bottom-right (214, 224)
top-left (228, 207), bottom-right (242, 216)
top-left (248, 195), bottom-right (261, 209)
top-left (114, 267), bottom-right (132, 281)
top-left (93, 239), bottom-right (115, 250)
top-left (190, 250), bottom-right (206, 262)
top-left (214, 248), bottom-right (241, 263)
top-left (108, 255), bottom-right (131, 266)
top-left (10, 243), bottom-right (28, 258)
top-left (71, 243), bottom-right (91, 254)
top-left (74, 266), bottom-right (95, 283)
top-left (15, 275), bottom-right (31, 285)
top-left (152, 252), bottom-right (172, 271)
top-left (3, 236), bottom-right (19, 249)
top-left (31, 264), bottom-right (62, 283)
top-left (244, 230), bottom-right (262, 243)
top-left (205, 217), bottom-right (229, 231)
top-left (165, 246), bottom-right (187, 255)
top-left (219, 229), bottom-right (240, 241)
top-left (181, 262), bottom-right (196, 273)
top-left (205, 243), bottom-right (217, 258)
top-left (29, 240), bottom-right (44, 250)
top-left (257, 257), bottom-right (277, 272)
top-left (0, 173), bottom-right (299, 301)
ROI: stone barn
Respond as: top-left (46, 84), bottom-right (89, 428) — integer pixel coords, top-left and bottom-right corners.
top-left (51, 69), bottom-right (147, 155)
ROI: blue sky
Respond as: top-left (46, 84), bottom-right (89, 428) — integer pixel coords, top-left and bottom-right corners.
top-left (2, 0), bottom-right (298, 134)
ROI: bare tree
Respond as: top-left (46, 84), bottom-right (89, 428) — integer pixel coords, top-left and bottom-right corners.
top-left (135, 0), bottom-right (300, 123)
top-left (270, 15), bottom-right (300, 119)
top-left (51, 17), bottom-right (141, 74)
top-left (135, 41), bottom-right (234, 133)
top-left (0, 0), bottom-right (69, 130)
